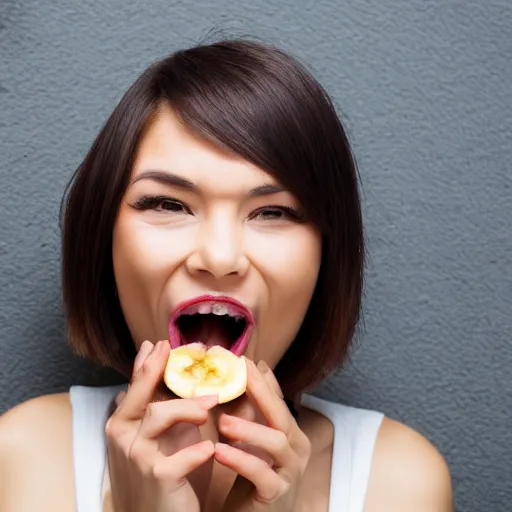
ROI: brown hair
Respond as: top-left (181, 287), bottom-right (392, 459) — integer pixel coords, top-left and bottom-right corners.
top-left (61, 39), bottom-right (364, 399)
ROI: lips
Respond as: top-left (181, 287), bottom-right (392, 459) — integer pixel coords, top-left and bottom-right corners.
top-left (168, 295), bottom-right (255, 356)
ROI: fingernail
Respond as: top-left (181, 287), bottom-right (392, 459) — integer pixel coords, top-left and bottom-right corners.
top-left (137, 340), bottom-right (150, 354)
top-left (219, 412), bottom-right (236, 426)
top-left (134, 341), bottom-right (150, 365)
top-left (257, 360), bottom-right (269, 374)
top-left (201, 440), bottom-right (215, 453)
top-left (198, 394), bottom-right (218, 408)
top-left (215, 442), bottom-right (230, 452)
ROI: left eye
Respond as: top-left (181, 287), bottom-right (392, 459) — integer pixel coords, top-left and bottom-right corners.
top-left (250, 207), bottom-right (302, 222)
top-left (158, 200), bottom-right (186, 212)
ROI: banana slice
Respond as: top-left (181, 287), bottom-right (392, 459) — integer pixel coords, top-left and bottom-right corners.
top-left (164, 342), bottom-right (247, 404)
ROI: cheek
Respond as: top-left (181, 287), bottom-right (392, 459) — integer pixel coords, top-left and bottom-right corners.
top-left (112, 220), bottom-right (158, 290)
top-left (248, 227), bottom-right (321, 358)
top-left (248, 225), bottom-right (321, 274)
top-left (113, 213), bottom-right (195, 282)
top-left (111, 211), bottom-right (195, 339)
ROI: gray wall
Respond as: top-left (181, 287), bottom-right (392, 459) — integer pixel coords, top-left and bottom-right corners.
top-left (1, 1), bottom-right (511, 510)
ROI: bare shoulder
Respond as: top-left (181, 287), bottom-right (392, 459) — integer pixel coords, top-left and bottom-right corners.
top-left (364, 417), bottom-right (454, 512)
top-left (0, 393), bottom-right (75, 511)
top-left (0, 392), bottom-right (72, 441)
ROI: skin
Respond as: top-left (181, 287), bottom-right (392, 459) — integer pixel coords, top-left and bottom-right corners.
top-left (112, 104), bottom-right (322, 368)
top-left (107, 105), bottom-right (322, 510)
top-left (0, 106), bottom-right (454, 511)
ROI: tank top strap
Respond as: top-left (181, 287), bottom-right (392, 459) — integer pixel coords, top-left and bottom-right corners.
top-left (301, 394), bottom-right (384, 512)
top-left (69, 384), bottom-right (126, 512)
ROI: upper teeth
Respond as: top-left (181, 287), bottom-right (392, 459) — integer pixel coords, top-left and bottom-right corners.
top-left (212, 303), bottom-right (229, 316)
top-left (198, 303), bottom-right (213, 315)
top-left (195, 302), bottom-right (231, 316)
top-left (178, 300), bottom-right (248, 321)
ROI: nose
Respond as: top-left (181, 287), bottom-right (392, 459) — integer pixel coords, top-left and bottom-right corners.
top-left (185, 213), bottom-right (249, 279)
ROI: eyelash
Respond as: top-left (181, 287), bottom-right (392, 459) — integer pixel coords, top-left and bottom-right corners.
top-left (131, 195), bottom-right (191, 213)
top-left (130, 195), bottom-right (305, 222)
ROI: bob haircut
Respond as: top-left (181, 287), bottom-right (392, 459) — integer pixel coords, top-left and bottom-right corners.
top-left (61, 39), bottom-right (363, 399)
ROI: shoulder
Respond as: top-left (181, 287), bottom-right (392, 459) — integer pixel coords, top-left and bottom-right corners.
top-left (364, 417), bottom-right (454, 512)
top-left (0, 393), bottom-right (75, 511)
top-left (0, 393), bottom-right (73, 457)
top-left (1, 392), bottom-right (72, 437)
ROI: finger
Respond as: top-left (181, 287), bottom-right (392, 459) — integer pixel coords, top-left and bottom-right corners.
top-left (214, 443), bottom-right (287, 503)
top-left (246, 359), bottom-right (311, 460)
top-left (138, 395), bottom-right (218, 439)
top-left (117, 340), bottom-right (171, 420)
top-left (114, 391), bottom-right (127, 407)
top-left (257, 362), bottom-right (301, 421)
top-left (244, 358), bottom-right (291, 433)
top-left (258, 361), bottom-right (301, 421)
top-left (221, 391), bottom-right (263, 425)
top-left (133, 340), bottom-right (154, 375)
top-left (230, 441), bottom-right (274, 467)
top-left (218, 413), bottom-right (297, 469)
top-left (152, 440), bottom-right (215, 486)
top-left (257, 360), bottom-right (284, 399)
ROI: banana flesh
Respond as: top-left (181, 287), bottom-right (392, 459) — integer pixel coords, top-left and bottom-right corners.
top-left (164, 342), bottom-right (247, 404)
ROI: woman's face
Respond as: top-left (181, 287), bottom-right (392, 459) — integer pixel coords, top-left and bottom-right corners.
top-left (112, 106), bottom-right (322, 368)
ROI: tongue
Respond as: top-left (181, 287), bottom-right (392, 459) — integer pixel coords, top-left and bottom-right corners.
top-left (184, 316), bottom-right (232, 350)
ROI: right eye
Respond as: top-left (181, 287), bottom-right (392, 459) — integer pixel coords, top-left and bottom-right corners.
top-left (130, 195), bottom-right (191, 214)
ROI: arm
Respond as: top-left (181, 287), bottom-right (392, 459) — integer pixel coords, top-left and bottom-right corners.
top-left (364, 417), bottom-right (454, 512)
top-left (0, 393), bottom-right (76, 512)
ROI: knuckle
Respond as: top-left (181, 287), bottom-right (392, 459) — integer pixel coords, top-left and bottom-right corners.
top-left (150, 461), bottom-right (168, 482)
top-left (274, 431), bottom-right (290, 457)
top-left (151, 462), bottom-right (185, 489)
top-left (255, 455), bottom-right (272, 472)
top-left (257, 480), bottom-right (288, 504)
top-left (142, 401), bottom-right (166, 431)
top-left (128, 441), bottom-right (147, 466)
top-left (138, 358), bottom-right (154, 378)
top-left (134, 353), bottom-right (159, 381)
top-left (104, 417), bottom-right (122, 440)
top-left (280, 463), bottom-right (299, 484)
top-left (145, 401), bottom-right (158, 419)
top-left (301, 434), bottom-right (312, 459)
top-left (279, 480), bottom-right (291, 498)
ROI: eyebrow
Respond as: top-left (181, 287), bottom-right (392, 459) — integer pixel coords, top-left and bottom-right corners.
top-left (131, 170), bottom-right (286, 197)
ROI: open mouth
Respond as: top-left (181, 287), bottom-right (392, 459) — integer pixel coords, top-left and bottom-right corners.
top-left (168, 296), bottom-right (254, 356)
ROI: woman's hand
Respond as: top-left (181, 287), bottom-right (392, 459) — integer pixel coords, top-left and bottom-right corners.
top-left (105, 340), bottom-right (218, 512)
top-left (215, 358), bottom-right (311, 511)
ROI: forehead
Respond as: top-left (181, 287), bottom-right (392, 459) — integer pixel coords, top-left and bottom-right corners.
top-left (132, 106), bottom-right (275, 190)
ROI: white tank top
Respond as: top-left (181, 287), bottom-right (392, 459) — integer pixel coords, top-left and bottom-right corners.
top-left (70, 385), bottom-right (384, 512)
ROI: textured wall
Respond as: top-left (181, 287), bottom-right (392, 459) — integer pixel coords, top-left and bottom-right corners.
top-left (1, 1), bottom-right (511, 510)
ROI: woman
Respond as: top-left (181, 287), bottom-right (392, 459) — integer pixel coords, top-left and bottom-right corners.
top-left (0, 39), bottom-right (453, 511)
